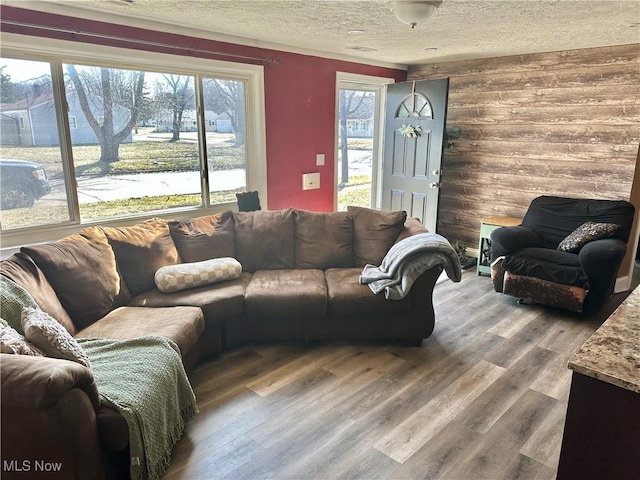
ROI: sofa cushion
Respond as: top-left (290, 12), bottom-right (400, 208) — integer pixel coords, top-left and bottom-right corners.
top-left (155, 257), bottom-right (242, 293)
top-left (0, 252), bottom-right (77, 335)
top-left (325, 268), bottom-right (412, 316)
top-left (557, 221), bottom-right (621, 253)
top-left (130, 272), bottom-right (251, 324)
top-left (234, 209), bottom-right (295, 272)
top-left (294, 210), bottom-right (354, 269)
top-left (102, 218), bottom-right (179, 296)
top-left (75, 306), bottom-right (204, 359)
top-left (503, 247), bottom-right (589, 288)
top-left (245, 269), bottom-right (327, 319)
top-left (347, 206), bottom-right (407, 267)
top-left (21, 227), bottom-right (130, 330)
top-left (0, 318), bottom-right (44, 356)
top-left (168, 211), bottom-right (236, 263)
top-left (22, 307), bottom-right (91, 368)
top-left (395, 217), bottom-right (429, 244)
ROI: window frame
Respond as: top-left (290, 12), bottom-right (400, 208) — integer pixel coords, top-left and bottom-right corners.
top-left (334, 72), bottom-right (395, 211)
top-left (0, 32), bottom-right (267, 251)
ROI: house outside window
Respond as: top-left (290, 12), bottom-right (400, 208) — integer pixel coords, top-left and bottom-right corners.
top-left (0, 38), bottom-right (266, 247)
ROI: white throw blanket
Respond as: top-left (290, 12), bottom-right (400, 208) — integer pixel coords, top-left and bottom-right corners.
top-left (359, 233), bottom-right (462, 300)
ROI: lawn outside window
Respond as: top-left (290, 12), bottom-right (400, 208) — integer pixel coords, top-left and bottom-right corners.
top-left (0, 33), bottom-right (266, 249)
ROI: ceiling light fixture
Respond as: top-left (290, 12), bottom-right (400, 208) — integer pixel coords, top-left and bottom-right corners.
top-left (387, 0), bottom-right (442, 29)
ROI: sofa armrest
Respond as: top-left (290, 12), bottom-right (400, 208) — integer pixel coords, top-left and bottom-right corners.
top-left (1, 354), bottom-right (106, 479)
top-left (579, 238), bottom-right (627, 311)
top-left (1, 354), bottom-right (100, 411)
top-left (490, 226), bottom-right (543, 259)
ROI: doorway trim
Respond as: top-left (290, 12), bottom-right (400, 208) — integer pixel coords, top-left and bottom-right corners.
top-left (334, 72), bottom-right (395, 211)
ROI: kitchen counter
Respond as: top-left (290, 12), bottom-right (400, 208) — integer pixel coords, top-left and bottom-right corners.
top-left (568, 285), bottom-right (640, 393)
top-left (557, 286), bottom-right (640, 479)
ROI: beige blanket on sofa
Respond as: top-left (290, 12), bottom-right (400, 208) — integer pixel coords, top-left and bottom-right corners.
top-left (79, 336), bottom-right (197, 480)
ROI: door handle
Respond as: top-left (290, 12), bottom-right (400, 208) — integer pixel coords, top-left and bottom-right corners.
top-left (430, 182), bottom-right (439, 189)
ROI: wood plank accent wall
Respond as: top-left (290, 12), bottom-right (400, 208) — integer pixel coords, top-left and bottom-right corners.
top-left (408, 44), bottom-right (640, 249)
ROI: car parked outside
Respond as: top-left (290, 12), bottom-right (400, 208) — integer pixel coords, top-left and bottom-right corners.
top-left (0, 159), bottom-right (52, 210)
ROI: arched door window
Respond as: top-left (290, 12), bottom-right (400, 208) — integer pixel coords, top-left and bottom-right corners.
top-left (395, 82), bottom-right (433, 118)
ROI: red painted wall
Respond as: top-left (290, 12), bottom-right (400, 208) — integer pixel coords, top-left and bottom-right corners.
top-left (1, 6), bottom-right (407, 211)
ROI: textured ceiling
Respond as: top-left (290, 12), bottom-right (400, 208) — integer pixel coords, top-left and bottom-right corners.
top-left (4, 0), bottom-right (640, 67)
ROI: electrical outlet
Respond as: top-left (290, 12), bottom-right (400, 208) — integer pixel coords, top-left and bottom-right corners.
top-left (302, 172), bottom-right (320, 190)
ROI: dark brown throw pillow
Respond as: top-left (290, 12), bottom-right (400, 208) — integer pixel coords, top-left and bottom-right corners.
top-left (234, 209), bottom-right (295, 272)
top-left (557, 222), bottom-right (620, 253)
top-left (21, 227), bottom-right (130, 330)
top-left (347, 206), bottom-right (407, 267)
top-left (169, 211), bottom-right (236, 263)
top-left (101, 218), bottom-right (179, 296)
top-left (294, 210), bottom-right (354, 269)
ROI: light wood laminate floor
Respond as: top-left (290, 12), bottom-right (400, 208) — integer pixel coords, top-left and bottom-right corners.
top-left (163, 266), bottom-right (639, 480)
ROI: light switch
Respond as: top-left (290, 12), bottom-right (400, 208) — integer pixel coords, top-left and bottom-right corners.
top-left (316, 153), bottom-right (325, 166)
top-left (302, 172), bottom-right (320, 190)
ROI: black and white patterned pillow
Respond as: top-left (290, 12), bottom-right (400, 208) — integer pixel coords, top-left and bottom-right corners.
top-left (557, 222), bottom-right (620, 253)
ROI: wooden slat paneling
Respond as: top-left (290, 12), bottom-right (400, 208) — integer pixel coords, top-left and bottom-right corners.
top-left (409, 44), bottom-right (640, 78)
top-left (408, 44), bottom-right (640, 249)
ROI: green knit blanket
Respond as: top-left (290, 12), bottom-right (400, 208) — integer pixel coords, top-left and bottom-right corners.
top-left (78, 336), bottom-right (198, 480)
top-left (0, 274), bottom-right (37, 334)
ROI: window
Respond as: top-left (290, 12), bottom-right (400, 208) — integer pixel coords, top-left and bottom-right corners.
top-left (335, 72), bottom-right (393, 211)
top-left (0, 35), bottom-right (265, 247)
top-left (202, 77), bottom-right (247, 198)
top-left (0, 58), bottom-right (72, 230)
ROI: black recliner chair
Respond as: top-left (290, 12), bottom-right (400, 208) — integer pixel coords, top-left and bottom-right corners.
top-left (490, 196), bottom-right (635, 313)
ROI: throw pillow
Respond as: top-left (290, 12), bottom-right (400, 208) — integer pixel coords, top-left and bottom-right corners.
top-left (102, 218), bottom-right (179, 296)
top-left (0, 274), bottom-right (38, 335)
top-left (21, 227), bottom-right (130, 331)
top-left (294, 210), bottom-right (354, 269)
top-left (236, 191), bottom-right (261, 211)
top-left (557, 222), bottom-right (621, 253)
top-left (234, 209), bottom-right (295, 272)
top-left (347, 206), bottom-right (407, 267)
top-left (0, 317), bottom-right (45, 356)
top-left (168, 211), bottom-right (236, 263)
top-left (154, 257), bottom-right (242, 293)
top-left (21, 307), bottom-right (91, 369)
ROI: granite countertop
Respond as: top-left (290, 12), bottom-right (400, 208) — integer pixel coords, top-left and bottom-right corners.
top-left (568, 286), bottom-right (640, 393)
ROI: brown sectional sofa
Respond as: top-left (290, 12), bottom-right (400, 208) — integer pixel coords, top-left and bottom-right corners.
top-left (1, 207), bottom-right (448, 479)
